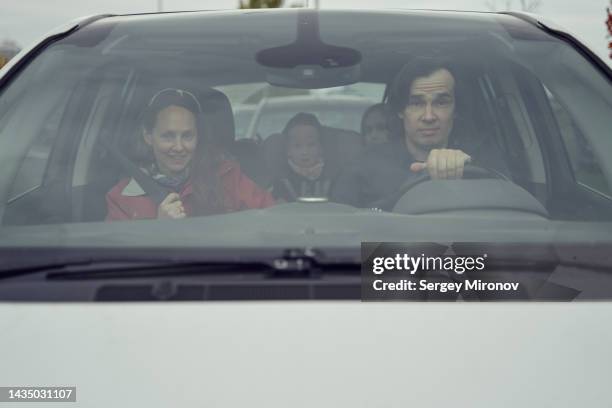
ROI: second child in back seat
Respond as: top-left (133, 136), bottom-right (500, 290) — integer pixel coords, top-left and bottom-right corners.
top-left (361, 103), bottom-right (395, 146)
top-left (271, 113), bottom-right (338, 202)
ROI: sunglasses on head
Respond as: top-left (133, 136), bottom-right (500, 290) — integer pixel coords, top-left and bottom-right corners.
top-left (148, 88), bottom-right (203, 113)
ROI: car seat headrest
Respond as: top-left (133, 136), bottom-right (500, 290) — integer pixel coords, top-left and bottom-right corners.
top-left (199, 88), bottom-right (235, 150)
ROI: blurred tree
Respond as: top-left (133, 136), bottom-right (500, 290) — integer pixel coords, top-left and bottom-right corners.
top-left (607, 2), bottom-right (611, 59)
top-left (486, 0), bottom-right (542, 12)
top-left (238, 0), bottom-right (304, 9)
top-left (0, 39), bottom-right (21, 69)
top-left (239, 0), bottom-right (283, 8)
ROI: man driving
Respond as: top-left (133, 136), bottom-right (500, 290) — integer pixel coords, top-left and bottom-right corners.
top-left (331, 56), bottom-right (501, 208)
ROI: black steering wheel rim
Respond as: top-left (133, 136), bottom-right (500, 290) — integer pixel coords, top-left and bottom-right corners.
top-left (371, 164), bottom-right (509, 211)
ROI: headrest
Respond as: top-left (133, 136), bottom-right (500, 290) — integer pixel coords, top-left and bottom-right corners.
top-left (199, 88), bottom-right (235, 150)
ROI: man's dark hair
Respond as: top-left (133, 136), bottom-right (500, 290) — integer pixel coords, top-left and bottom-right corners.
top-left (387, 56), bottom-right (457, 115)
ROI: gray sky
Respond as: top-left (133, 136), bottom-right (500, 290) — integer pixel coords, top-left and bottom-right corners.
top-left (1, 0), bottom-right (610, 64)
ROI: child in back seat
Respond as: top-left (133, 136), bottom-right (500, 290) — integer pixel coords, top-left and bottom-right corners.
top-left (271, 112), bottom-right (338, 202)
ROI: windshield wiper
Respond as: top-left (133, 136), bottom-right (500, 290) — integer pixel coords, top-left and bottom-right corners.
top-left (0, 248), bottom-right (360, 281)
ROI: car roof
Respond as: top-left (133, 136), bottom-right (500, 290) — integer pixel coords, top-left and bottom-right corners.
top-left (48, 9), bottom-right (533, 87)
top-left (10, 7), bottom-right (608, 98)
top-left (72, 8), bottom-right (537, 36)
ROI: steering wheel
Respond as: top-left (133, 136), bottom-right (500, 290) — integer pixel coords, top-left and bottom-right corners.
top-left (371, 164), bottom-right (509, 211)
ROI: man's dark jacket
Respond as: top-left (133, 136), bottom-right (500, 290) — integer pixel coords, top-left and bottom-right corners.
top-left (330, 135), bottom-right (507, 208)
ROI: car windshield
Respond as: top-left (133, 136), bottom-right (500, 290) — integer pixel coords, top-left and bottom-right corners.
top-left (0, 9), bottom-right (611, 256)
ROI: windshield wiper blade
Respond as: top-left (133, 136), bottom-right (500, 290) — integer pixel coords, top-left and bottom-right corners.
top-left (0, 248), bottom-right (360, 281)
top-left (43, 261), bottom-right (273, 280)
top-left (48, 262), bottom-right (359, 281)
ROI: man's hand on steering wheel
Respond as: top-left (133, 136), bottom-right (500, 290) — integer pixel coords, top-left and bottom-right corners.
top-left (409, 149), bottom-right (471, 179)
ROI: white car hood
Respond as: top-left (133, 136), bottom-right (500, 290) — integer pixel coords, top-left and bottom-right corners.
top-left (1, 302), bottom-right (610, 407)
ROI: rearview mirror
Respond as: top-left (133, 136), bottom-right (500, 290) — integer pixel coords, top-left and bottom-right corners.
top-left (255, 10), bottom-right (361, 89)
top-left (263, 64), bottom-right (361, 89)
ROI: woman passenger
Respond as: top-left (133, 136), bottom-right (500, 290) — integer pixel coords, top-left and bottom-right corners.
top-left (106, 88), bottom-right (274, 221)
top-left (271, 112), bottom-right (337, 202)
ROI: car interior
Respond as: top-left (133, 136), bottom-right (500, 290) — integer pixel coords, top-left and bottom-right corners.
top-left (2, 30), bottom-right (612, 227)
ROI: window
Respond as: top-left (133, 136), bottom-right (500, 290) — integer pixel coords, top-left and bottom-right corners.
top-left (218, 82), bottom-right (384, 139)
top-left (7, 101), bottom-right (65, 201)
top-left (1, 10), bottom-right (612, 233)
top-left (547, 88), bottom-right (611, 197)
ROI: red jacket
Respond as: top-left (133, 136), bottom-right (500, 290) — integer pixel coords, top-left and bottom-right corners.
top-left (106, 160), bottom-right (274, 221)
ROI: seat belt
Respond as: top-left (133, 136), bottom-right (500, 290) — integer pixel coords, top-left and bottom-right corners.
top-left (99, 139), bottom-right (171, 206)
